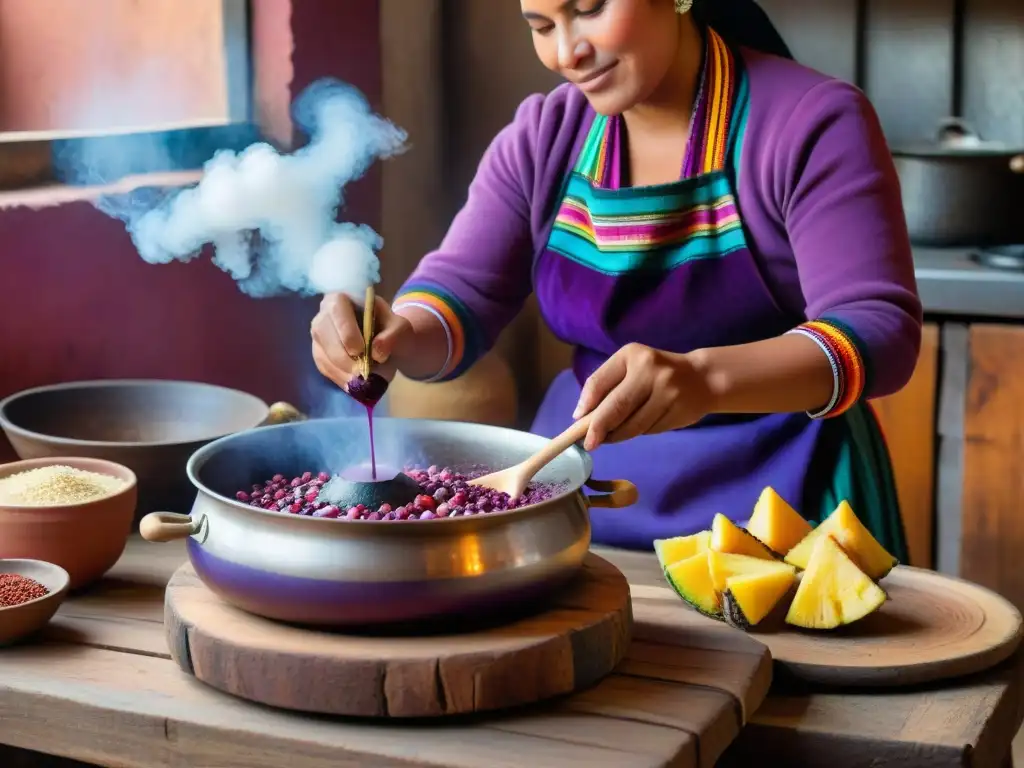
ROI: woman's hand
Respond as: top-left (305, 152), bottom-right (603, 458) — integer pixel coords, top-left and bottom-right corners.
top-left (572, 343), bottom-right (715, 451)
top-left (310, 292), bottom-right (412, 389)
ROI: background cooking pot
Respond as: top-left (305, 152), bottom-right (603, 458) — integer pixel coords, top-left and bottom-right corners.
top-left (0, 379), bottom-right (304, 522)
top-left (138, 416), bottom-right (638, 627)
top-left (892, 118), bottom-right (1024, 247)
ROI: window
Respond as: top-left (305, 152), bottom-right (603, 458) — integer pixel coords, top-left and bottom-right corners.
top-left (0, 0), bottom-right (261, 190)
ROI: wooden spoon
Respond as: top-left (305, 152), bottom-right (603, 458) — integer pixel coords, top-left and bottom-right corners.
top-left (469, 414), bottom-right (594, 499)
top-left (360, 285), bottom-right (375, 380)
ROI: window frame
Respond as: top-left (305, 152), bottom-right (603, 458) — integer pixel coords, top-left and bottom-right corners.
top-left (0, 0), bottom-right (263, 192)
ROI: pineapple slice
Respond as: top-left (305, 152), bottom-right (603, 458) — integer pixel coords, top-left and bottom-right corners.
top-left (707, 551), bottom-right (797, 593)
top-left (746, 486), bottom-right (813, 557)
top-left (664, 551), bottom-right (721, 618)
top-left (785, 534), bottom-right (887, 630)
top-left (708, 551), bottom-right (798, 630)
top-left (654, 530), bottom-right (712, 569)
top-left (785, 501), bottom-right (898, 580)
top-left (724, 569), bottom-right (799, 630)
top-left (710, 513), bottom-right (778, 561)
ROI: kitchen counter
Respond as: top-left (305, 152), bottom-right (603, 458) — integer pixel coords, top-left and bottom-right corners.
top-left (914, 247), bottom-right (1024, 320)
top-left (0, 536), bottom-right (1020, 768)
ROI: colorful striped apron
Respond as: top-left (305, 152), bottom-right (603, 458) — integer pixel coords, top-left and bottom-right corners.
top-left (530, 28), bottom-right (909, 561)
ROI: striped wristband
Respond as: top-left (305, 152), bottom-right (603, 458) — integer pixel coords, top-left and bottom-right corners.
top-left (787, 318), bottom-right (867, 419)
top-left (787, 327), bottom-right (842, 419)
top-left (391, 301), bottom-right (452, 383)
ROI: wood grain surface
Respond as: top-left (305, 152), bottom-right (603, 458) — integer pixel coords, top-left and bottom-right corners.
top-left (164, 554), bottom-right (634, 718)
top-left (961, 324), bottom-right (1024, 615)
top-left (870, 322), bottom-right (940, 569)
top-left (629, 561), bottom-right (1022, 687)
top-left (0, 538), bottom-right (1019, 768)
top-left (756, 566), bottom-right (1022, 686)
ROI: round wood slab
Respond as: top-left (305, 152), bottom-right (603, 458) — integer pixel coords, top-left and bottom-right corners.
top-left (163, 553), bottom-right (633, 718)
top-left (749, 565), bottom-right (1024, 687)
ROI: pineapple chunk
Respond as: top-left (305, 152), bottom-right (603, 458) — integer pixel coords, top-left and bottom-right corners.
top-left (707, 551), bottom-right (796, 593)
top-left (724, 569), bottom-right (798, 629)
top-left (785, 534), bottom-right (887, 630)
top-left (707, 551), bottom-right (798, 630)
top-left (746, 486), bottom-right (813, 556)
top-left (710, 513), bottom-right (777, 561)
top-left (664, 551), bottom-right (721, 618)
top-left (785, 501), bottom-right (898, 580)
top-left (654, 530), bottom-right (711, 569)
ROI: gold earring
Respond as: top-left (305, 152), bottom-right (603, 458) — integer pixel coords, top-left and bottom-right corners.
top-left (675, 0), bottom-right (694, 12)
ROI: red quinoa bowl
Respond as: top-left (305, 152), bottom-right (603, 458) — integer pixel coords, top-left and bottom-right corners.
top-left (0, 457), bottom-right (138, 590)
top-left (0, 559), bottom-right (70, 646)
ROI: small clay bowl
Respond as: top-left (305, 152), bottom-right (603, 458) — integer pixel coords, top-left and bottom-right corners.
top-left (0, 457), bottom-right (138, 590)
top-left (0, 559), bottom-right (70, 646)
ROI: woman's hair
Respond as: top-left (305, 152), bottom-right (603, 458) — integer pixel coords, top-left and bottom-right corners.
top-left (693, 0), bottom-right (794, 61)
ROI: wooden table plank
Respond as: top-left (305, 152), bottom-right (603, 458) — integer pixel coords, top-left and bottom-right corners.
top-left (44, 536), bottom-right (182, 658)
top-left (0, 643), bottom-right (680, 768)
top-left (719, 652), bottom-right (1023, 768)
top-left (622, 640), bottom-right (768, 723)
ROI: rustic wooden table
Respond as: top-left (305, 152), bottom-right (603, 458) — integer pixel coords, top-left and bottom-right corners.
top-left (0, 537), bottom-right (1019, 768)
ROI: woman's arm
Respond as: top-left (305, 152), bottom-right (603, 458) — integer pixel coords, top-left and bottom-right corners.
top-left (686, 333), bottom-right (835, 415)
top-left (573, 336), bottom-right (836, 450)
top-left (697, 78), bottom-right (922, 418)
top-left (389, 94), bottom-right (552, 382)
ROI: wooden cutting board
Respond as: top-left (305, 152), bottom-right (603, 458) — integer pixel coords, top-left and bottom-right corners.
top-left (631, 565), bottom-right (1023, 687)
top-left (164, 553), bottom-right (634, 718)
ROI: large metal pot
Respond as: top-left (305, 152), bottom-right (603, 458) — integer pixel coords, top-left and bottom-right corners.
top-left (0, 379), bottom-right (304, 520)
top-left (138, 416), bottom-right (637, 627)
top-left (893, 118), bottom-right (1024, 247)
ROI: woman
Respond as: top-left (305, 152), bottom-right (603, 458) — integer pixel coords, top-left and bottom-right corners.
top-left (310, 0), bottom-right (923, 559)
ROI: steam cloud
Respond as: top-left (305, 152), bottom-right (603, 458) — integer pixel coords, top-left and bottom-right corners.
top-left (97, 78), bottom-right (408, 301)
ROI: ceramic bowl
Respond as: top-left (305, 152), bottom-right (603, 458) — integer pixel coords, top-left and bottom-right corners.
top-left (0, 380), bottom-right (304, 521)
top-left (0, 559), bottom-right (70, 646)
top-left (0, 457), bottom-right (138, 590)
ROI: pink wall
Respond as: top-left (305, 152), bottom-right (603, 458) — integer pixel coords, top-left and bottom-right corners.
top-left (0, 0), bottom-right (382, 460)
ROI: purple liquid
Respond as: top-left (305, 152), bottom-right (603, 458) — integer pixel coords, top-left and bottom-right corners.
top-left (346, 374), bottom-right (390, 483)
top-left (366, 404), bottom-right (376, 480)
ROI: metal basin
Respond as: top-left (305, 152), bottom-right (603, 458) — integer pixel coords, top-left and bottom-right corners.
top-left (138, 416), bottom-right (637, 627)
top-left (0, 379), bottom-right (304, 520)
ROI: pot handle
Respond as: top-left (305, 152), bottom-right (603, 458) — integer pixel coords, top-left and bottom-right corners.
top-left (261, 401), bottom-right (307, 426)
top-left (139, 512), bottom-right (202, 543)
top-left (1011, 155), bottom-right (1024, 174)
top-left (584, 478), bottom-right (639, 509)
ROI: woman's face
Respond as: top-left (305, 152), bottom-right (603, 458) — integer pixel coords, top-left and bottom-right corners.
top-left (521, 0), bottom-right (680, 115)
